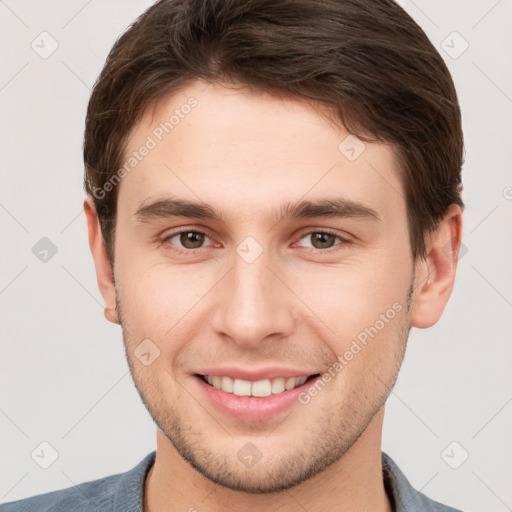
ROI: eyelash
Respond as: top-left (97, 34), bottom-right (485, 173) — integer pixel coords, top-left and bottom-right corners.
top-left (161, 228), bottom-right (351, 255)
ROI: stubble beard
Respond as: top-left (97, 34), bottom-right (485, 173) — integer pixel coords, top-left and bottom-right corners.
top-left (115, 281), bottom-right (412, 493)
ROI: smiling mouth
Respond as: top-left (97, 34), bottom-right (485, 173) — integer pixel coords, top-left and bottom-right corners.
top-left (197, 373), bottom-right (320, 397)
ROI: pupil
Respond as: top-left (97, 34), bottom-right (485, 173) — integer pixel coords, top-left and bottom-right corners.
top-left (313, 233), bottom-right (335, 249)
top-left (181, 232), bottom-right (204, 248)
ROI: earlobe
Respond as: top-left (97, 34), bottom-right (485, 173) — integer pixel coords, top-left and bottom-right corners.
top-left (410, 204), bottom-right (463, 329)
top-left (104, 306), bottom-right (119, 324)
top-left (83, 197), bottom-right (119, 325)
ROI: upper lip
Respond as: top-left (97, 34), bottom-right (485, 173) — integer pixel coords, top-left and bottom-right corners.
top-left (194, 367), bottom-right (320, 381)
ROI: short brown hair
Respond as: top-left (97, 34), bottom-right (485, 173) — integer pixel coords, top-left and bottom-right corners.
top-left (83, 0), bottom-right (464, 265)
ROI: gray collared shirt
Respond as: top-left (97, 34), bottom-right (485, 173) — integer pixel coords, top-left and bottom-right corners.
top-left (1, 451), bottom-right (464, 511)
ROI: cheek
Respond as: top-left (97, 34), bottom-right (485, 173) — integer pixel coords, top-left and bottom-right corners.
top-left (291, 253), bottom-right (411, 337)
top-left (116, 257), bottom-right (215, 344)
top-left (286, 257), bottom-right (411, 386)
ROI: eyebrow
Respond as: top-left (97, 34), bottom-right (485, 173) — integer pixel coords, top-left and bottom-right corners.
top-left (134, 196), bottom-right (381, 225)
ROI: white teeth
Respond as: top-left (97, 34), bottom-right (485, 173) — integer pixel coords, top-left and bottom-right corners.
top-left (271, 377), bottom-right (285, 394)
top-left (285, 377), bottom-right (296, 390)
top-left (202, 375), bottom-right (310, 396)
top-left (251, 379), bottom-right (272, 397)
top-left (233, 379), bottom-right (251, 396)
top-left (221, 376), bottom-right (234, 393)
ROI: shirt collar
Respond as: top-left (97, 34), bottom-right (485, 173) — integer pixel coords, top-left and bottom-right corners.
top-left (382, 451), bottom-right (451, 511)
top-left (113, 451), bottom-right (155, 512)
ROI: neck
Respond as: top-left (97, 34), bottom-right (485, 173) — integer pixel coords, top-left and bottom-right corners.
top-left (144, 408), bottom-right (392, 512)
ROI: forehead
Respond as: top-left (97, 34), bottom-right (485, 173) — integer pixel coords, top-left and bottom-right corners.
top-left (117, 80), bottom-right (406, 225)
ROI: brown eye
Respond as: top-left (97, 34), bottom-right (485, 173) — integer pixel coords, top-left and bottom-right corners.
top-left (178, 231), bottom-right (206, 249)
top-left (162, 230), bottom-right (212, 253)
top-left (296, 231), bottom-right (347, 252)
top-left (309, 232), bottom-right (338, 249)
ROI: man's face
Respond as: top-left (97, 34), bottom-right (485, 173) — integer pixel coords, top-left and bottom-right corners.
top-left (112, 80), bottom-right (414, 492)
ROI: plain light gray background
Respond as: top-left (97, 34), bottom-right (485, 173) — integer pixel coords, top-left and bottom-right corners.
top-left (1, 0), bottom-right (511, 510)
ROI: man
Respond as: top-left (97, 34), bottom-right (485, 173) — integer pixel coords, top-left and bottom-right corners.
top-left (1, 0), bottom-right (465, 510)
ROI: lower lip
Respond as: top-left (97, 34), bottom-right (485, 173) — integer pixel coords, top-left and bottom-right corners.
top-left (193, 374), bottom-right (320, 422)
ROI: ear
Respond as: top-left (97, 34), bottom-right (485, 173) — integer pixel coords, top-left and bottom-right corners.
top-left (410, 204), bottom-right (463, 329)
top-left (84, 197), bottom-right (119, 324)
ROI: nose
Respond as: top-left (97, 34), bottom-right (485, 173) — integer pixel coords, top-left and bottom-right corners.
top-left (211, 248), bottom-right (296, 349)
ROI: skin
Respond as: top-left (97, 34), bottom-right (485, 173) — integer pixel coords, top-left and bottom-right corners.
top-left (85, 79), bottom-right (462, 512)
